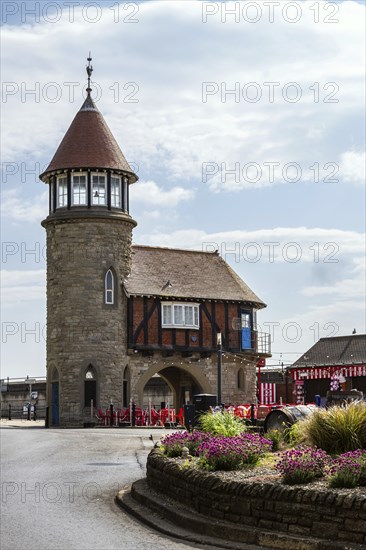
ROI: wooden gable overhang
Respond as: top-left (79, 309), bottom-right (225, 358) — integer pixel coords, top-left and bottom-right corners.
top-left (127, 293), bottom-right (261, 354)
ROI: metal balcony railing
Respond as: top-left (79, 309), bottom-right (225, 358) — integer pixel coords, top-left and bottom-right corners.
top-left (242, 330), bottom-right (271, 356)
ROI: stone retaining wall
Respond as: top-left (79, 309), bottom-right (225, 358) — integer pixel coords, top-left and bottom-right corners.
top-left (147, 449), bottom-right (366, 546)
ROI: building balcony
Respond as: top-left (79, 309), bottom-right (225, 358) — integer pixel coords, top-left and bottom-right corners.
top-left (241, 330), bottom-right (271, 357)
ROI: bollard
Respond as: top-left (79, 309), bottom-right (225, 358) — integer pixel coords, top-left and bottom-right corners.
top-left (132, 402), bottom-right (136, 427)
top-left (33, 405), bottom-right (37, 421)
top-left (8, 403), bottom-right (11, 421)
top-left (45, 406), bottom-right (49, 428)
top-left (250, 403), bottom-right (256, 425)
top-left (27, 403), bottom-right (31, 421)
top-left (109, 403), bottom-right (114, 427)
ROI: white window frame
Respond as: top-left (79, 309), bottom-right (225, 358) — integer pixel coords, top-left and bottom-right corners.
top-left (92, 173), bottom-right (107, 206)
top-left (161, 302), bottom-right (199, 329)
top-left (56, 176), bottom-right (68, 208)
top-left (105, 269), bottom-right (114, 305)
top-left (111, 175), bottom-right (121, 208)
top-left (71, 173), bottom-right (87, 206)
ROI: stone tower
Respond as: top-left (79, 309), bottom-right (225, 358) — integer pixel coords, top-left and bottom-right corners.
top-left (40, 58), bottom-right (138, 426)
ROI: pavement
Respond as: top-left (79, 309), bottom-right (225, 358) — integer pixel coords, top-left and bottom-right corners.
top-left (0, 418), bottom-right (46, 428)
top-left (116, 479), bottom-right (366, 550)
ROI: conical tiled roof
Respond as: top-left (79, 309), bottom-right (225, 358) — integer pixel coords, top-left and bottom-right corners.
top-left (40, 95), bottom-right (137, 182)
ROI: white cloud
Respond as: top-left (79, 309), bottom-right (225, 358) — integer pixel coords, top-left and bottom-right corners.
top-left (1, 270), bottom-right (46, 305)
top-left (1, 189), bottom-right (48, 223)
top-left (1, 1), bottom-right (364, 191)
top-left (130, 180), bottom-right (195, 207)
top-left (137, 226), bottom-right (366, 262)
top-left (339, 151), bottom-right (366, 185)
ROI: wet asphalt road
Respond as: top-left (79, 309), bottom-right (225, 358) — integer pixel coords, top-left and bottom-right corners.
top-left (0, 427), bottom-right (221, 550)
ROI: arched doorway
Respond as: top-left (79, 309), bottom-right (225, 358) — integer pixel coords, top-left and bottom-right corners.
top-left (51, 367), bottom-right (59, 426)
top-left (143, 373), bottom-right (174, 409)
top-left (84, 365), bottom-right (97, 408)
top-left (136, 363), bottom-right (212, 411)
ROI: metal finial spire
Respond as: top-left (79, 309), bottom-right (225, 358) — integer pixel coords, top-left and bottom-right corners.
top-left (86, 53), bottom-right (93, 95)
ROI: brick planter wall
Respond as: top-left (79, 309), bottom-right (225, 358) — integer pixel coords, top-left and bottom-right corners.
top-left (146, 449), bottom-right (366, 546)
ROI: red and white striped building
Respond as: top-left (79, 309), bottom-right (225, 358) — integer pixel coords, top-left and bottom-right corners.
top-left (288, 334), bottom-right (366, 403)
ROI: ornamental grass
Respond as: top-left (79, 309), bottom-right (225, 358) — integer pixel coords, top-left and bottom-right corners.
top-left (198, 410), bottom-right (246, 437)
top-left (297, 401), bottom-right (366, 454)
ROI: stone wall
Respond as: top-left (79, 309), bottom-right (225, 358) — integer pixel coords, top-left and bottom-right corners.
top-left (146, 449), bottom-right (366, 546)
top-left (128, 352), bottom-right (257, 408)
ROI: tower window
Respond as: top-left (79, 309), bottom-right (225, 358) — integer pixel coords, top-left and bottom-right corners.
top-left (122, 177), bottom-right (128, 212)
top-left (57, 176), bottom-right (68, 208)
top-left (111, 176), bottom-right (121, 208)
top-left (92, 174), bottom-right (106, 206)
top-left (72, 174), bottom-right (87, 205)
top-left (105, 269), bottom-right (115, 305)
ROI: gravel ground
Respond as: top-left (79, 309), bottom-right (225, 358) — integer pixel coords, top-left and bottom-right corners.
top-left (169, 455), bottom-right (366, 497)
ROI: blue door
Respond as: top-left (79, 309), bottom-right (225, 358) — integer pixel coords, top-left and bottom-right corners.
top-left (241, 312), bottom-right (252, 350)
top-left (52, 382), bottom-right (59, 425)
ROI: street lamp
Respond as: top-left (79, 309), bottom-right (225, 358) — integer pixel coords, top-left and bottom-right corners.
top-left (25, 376), bottom-right (36, 420)
top-left (217, 332), bottom-right (222, 406)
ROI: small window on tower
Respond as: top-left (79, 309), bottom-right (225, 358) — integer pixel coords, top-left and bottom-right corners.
top-left (72, 174), bottom-right (87, 205)
top-left (57, 176), bottom-right (68, 208)
top-left (105, 269), bottom-right (114, 305)
top-left (92, 174), bottom-right (106, 206)
top-left (111, 176), bottom-right (121, 208)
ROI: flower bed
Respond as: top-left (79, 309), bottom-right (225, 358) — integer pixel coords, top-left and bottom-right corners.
top-left (146, 448), bottom-right (366, 547)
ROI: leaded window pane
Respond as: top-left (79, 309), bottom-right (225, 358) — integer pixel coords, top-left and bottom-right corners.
top-left (72, 175), bottom-right (87, 205)
top-left (92, 175), bottom-right (106, 205)
top-left (111, 176), bottom-right (121, 208)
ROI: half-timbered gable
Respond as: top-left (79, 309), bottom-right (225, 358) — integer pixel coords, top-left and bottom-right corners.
top-left (125, 245), bottom-right (270, 356)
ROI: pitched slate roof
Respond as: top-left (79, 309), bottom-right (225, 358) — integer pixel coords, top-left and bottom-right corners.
top-left (40, 95), bottom-right (137, 182)
top-left (291, 334), bottom-right (366, 367)
top-left (125, 245), bottom-right (266, 307)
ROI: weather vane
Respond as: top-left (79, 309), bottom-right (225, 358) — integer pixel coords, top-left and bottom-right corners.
top-left (86, 52), bottom-right (93, 95)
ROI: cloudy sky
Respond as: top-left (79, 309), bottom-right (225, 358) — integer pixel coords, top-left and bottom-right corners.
top-left (1, 0), bottom-right (365, 379)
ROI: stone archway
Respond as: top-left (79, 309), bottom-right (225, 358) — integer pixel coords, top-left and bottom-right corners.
top-left (135, 362), bottom-right (212, 411)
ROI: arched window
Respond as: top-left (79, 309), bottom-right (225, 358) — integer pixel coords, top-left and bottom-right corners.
top-left (105, 269), bottom-right (114, 305)
top-left (237, 368), bottom-right (245, 390)
top-left (84, 365), bottom-right (97, 407)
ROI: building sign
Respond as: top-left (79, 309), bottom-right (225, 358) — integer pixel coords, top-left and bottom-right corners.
top-left (290, 365), bottom-right (366, 381)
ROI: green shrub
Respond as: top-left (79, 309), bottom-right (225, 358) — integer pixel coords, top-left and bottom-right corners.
top-left (265, 429), bottom-right (284, 452)
top-left (198, 410), bottom-right (246, 437)
top-left (283, 421), bottom-right (307, 447)
top-left (298, 401), bottom-right (366, 454)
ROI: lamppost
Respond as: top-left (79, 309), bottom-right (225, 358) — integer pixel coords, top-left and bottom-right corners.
top-left (217, 332), bottom-right (222, 406)
top-left (25, 376), bottom-right (36, 420)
